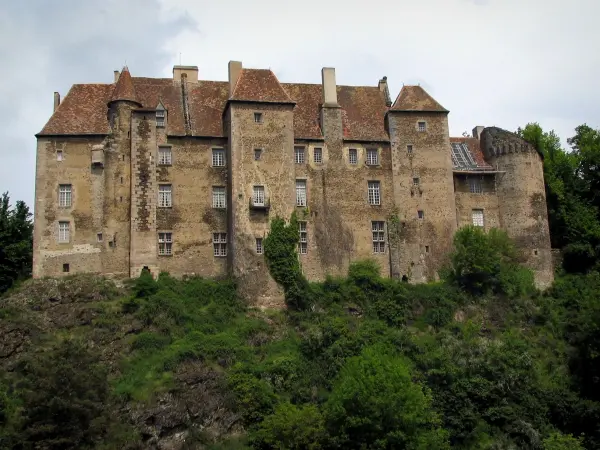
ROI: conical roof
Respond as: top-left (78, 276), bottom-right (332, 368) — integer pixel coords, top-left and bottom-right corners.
top-left (109, 66), bottom-right (140, 105)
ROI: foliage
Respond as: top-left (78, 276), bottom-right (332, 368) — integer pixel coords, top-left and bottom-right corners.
top-left (445, 226), bottom-right (535, 297)
top-left (0, 192), bottom-right (33, 295)
top-left (543, 431), bottom-right (584, 450)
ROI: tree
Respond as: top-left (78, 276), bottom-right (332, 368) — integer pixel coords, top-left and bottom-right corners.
top-left (0, 192), bottom-right (33, 294)
top-left (323, 346), bottom-right (449, 449)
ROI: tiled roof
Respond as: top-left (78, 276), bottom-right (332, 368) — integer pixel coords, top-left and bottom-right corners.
top-left (109, 67), bottom-right (139, 104)
top-left (39, 70), bottom-right (388, 141)
top-left (231, 69), bottom-right (294, 104)
top-left (449, 137), bottom-right (494, 171)
top-left (390, 85), bottom-right (448, 112)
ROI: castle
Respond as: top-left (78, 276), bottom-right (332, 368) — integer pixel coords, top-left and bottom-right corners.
top-left (33, 62), bottom-right (553, 305)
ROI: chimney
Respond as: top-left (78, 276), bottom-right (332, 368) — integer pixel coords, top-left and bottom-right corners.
top-left (378, 76), bottom-right (392, 107)
top-left (53, 92), bottom-right (60, 112)
top-left (173, 65), bottom-right (199, 83)
top-left (473, 126), bottom-right (485, 140)
top-left (114, 70), bottom-right (120, 83)
top-left (321, 67), bottom-right (338, 107)
top-left (228, 61), bottom-right (242, 97)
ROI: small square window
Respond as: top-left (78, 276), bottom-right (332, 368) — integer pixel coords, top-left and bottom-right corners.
top-left (158, 146), bottom-right (172, 165)
top-left (57, 150), bottom-right (64, 161)
top-left (313, 148), bottom-right (323, 164)
top-left (366, 149), bottom-right (379, 166)
top-left (254, 149), bottom-right (262, 161)
top-left (349, 148), bottom-right (358, 165)
top-left (413, 177), bottom-right (420, 186)
top-left (418, 121), bottom-right (426, 132)
top-left (212, 148), bottom-right (225, 167)
top-left (97, 233), bottom-right (103, 242)
top-left (294, 146), bottom-right (305, 164)
top-left (62, 263), bottom-right (70, 273)
top-left (407, 145), bottom-right (413, 154)
top-left (254, 112), bottom-right (263, 123)
top-left (418, 210), bottom-right (424, 219)
top-left (256, 238), bottom-right (263, 254)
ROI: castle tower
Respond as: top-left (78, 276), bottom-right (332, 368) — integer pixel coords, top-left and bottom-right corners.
top-left (387, 86), bottom-right (457, 282)
top-left (226, 62), bottom-right (296, 306)
top-left (479, 127), bottom-right (553, 288)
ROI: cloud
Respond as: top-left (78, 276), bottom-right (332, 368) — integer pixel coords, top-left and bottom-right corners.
top-left (0, 0), bottom-right (195, 207)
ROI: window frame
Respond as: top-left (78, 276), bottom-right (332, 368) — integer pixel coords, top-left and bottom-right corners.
top-left (254, 148), bottom-right (263, 161)
top-left (57, 150), bottom-right (64, 161)
top-left (418, 210), bottom-right (425, 220)
top-left (313, 147), bottom-right (323, 164)
top-left (372, 221), bottom-right (386, 253)
top-left (256, 238), bottom-right (263, 255)
top-left (468, 176), bottom-right (483, 194)
top-left (58, 184), bottom-right (72, 208)
top-left (212, 186), bottom-right (226, 209)
top-left (407, 144), bottom-right (413, 155)
top-left (158, 146), bottom-right (172, 166)
top-left (253, 185), bottom-right (265, 206)
top-left (294, 146), bottom-right (305, 164)
top-left (367, 181), bottom-right (381, 206)
top-left (417, 121), bottom-right (426, 132)
top-left (158, 184), bottom-right (172, 208)
top-left (298, 221), bottom-right (308, 254)
top-left (348, 148), bottom-right (358, 165)
top-left (472, 209), bottom-right (484, 227)
top-left (366, 148), bottom-right (379, 166)
top-left (296, 179), bottom-right (307, 207)
top-left (213, 232), bottom-right (227, 257)
top-left (158, 232), bottom-right (173, 256)
top-left (254, 112), bottom-right (263, 124)
top-left (211, 148), bottom-right (226, 167)
top-left (156, 110), bottom-right (165, 127)
top-left (58, 221), bottom-right (70, 243)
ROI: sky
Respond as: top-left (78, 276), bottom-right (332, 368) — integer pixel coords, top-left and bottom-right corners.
top-left (1, 0), bottom-right (599, 209)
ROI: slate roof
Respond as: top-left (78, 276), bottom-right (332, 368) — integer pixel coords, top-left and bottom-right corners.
top-left (390, 85), bottom-right (448, 112)
top-left (449, 137), bottom-right (494, 171)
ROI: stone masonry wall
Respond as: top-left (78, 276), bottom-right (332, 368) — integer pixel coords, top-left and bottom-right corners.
top-left (453, 174), bottom-right (501, 230)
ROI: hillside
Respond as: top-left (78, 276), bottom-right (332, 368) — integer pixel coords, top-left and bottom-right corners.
top-left (1, 225), bottom-right (600, 449)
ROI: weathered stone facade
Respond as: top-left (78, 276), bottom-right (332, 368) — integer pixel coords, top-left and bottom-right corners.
top-left (33, 61), bottom-right (554, 305)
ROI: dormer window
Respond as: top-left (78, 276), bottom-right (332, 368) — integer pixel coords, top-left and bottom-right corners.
top-left (156, 110), bottom-right (165, 127)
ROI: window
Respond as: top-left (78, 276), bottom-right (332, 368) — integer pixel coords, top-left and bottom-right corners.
top-left (58, 184), bottom-right (72, 207)
top-left (253, 185), bottom-right (265, 206)
top-left (158, 184), bottom-right (172, 207)
top-left (158, 146), bottom-right (172, 165)
top-left (97, 233), bottom-right (103, 242)
top-left (418, 210), bottom-right (424, 219)
top-left (407, 145), bottom-right (413, 154)
top-left (296, 180), bottom-right (307, 207)
top-left (213, 232), bottom-right (227, 257)
top-left (469, 177), bottom-right (483, 194)
top-left (256, 238), bottom-right (263, 254)
top-left (425, 245), bottom-right (430, 253)
top-left (413, 177), bottom-right (420, 186)
top-left (158, 232), bottom-right (173, 256)
top-left (313, 147), bottom-right (322, 163)
top-left (57, 150), bottom-right (63, 161)
top-left (254, 149), bottom-right (262, 161)
top-left (366, 148), bottom-right (379, 166)
top-left (295, 146), bottom-right (305, 164)
top-left (298, 221), bottom-right (307, 254)
top-left (156, 110), bottom-right (165, 127)
top-left (212, 186), bottom-right (226, 209)
top-left (349, 148), bottom-right (358, 165)
top-left (212, 148), bottom-right (225, 167)
top-left (254, 112), bottom-right (263, 123)
top-left (472, 209), bottom-right (484, 227)
top-left (368, 181), bottom-right (381, 205)
top-left (418, 121), bottom-right (426, 132)
top-left (62, 263), bottom-right (70, 273)
top-left (372, 221), bottom-right (385, 253)
top-left (58, 221), bottom-right (70, 243)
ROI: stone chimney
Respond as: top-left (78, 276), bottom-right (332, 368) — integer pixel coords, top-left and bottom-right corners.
top-left (473, 126), bottom-right (485, 140)
top-left (378, 76), bottom-right (392, 107)
top-left (114, 70), bottom-right (120, 83)
top-left (53, 92), bottom-right (60, 112)
top-left (322, 67), bottom-right (339, 107)
top-left (173, 65), bottom-right (199, 83)
top-left (228, 61), bottom-right (242, 97)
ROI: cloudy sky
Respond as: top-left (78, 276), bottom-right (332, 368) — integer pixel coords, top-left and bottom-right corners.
top-left (1, 0), bottom-right (598, 208)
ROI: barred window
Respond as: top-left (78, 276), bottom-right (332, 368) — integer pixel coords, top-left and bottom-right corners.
top-left (158, 146), bottom-right (172, 165)
top-left (253, 186), bottom-right (265, 206)
top-left (372, 221), bottom-right (385, 253)
top-left (158, 184), bottom-right (172, 207)
top-left (256, 238), bottom-right (263, 254)
top-left (418, 121), bottom-right (426, 132)
top-left (212, 186), bottom-right (226, 209)
top-left (469, 177), bottom-right (483, 194)
top-left (59, 184), bottom-right (72, 207)
top-left (368, 181), bottom-right (381, 205)
top-left (158, 232), bottom-right (172, 256)
top-left (349, 148), bottom-right (358, 165)
top-left (313, 147), bottom-right (322, 163)
top-left (213, 232), bottom-right (227, 257)
top-left (58, 221), bottom-right (70, 243)
top-left (472, 209), bottom-right (484, 227)
top-left (296, 180), bottom-right (307, 207)
top-left (295, 146), bottom-right (305, 164)
top-left (298, 221), bottom-right (307, 254)
top-left (366, 148), bottom-right (379, 166)
top-left (212, 148), bottom-right (225, 167)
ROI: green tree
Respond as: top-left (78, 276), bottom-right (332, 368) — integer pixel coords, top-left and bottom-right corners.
top-left (543, 431), bottom-right (584, 450)
top-left (0, 192), bottom-right (33, 294)
top-left (324, 346), bottom-right (449, 449)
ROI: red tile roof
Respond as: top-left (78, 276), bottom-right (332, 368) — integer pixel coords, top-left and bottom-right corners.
top-left (390, 85), bottom-right (447, 112)
top-left (337, 85), bottom-right (389, 141)
top-left (109, 67), bottom-right (139, 105)
top-left (231, 69), bottom-right (294, 104)
top-left (450, 137), bottom-right (494, 170)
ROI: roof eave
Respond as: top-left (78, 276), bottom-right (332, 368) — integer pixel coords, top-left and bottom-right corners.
top-left (227, 99), bottom-right (296, 106)
top-left (387, 108), bottom-right (449, 114)
top-left (36, 132), bottom-right (109, 138)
